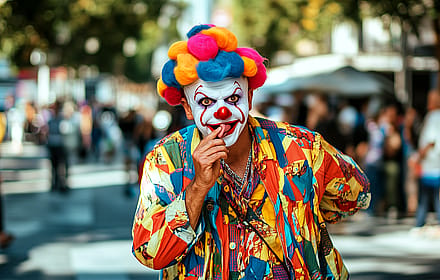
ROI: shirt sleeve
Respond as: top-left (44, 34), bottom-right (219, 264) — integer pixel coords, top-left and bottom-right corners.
top-left (313, 132), bottom-right (371, 223)
top-left (131, 145), bottom-right (202, 269)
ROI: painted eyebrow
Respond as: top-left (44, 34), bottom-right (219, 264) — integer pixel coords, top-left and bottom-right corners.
top-left (231, 81), bottom-right (242, 95)
top-left (194, 85), bottom-right (207, 101)
top-left (194, 81), bottom-right (243, 101)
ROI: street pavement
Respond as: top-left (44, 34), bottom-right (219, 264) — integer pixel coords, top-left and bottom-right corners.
top-left (0, 141), bottom-right (159, 280)
top-left (1, 141), bottom-right (440, 280)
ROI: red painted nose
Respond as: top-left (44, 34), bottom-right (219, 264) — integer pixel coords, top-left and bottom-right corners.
top-left (214, 106), bottom-right (232, 120)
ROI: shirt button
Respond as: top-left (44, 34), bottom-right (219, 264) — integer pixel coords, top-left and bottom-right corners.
top-left (229, 242), bottom-right (236, 250)
top-left (206, 200), bottom-right (214, 211)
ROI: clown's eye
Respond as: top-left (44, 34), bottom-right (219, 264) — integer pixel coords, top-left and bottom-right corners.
top-left (198, 97), bottom-right (215, 107)
top-left (226, 94), bottom-right (240, 105)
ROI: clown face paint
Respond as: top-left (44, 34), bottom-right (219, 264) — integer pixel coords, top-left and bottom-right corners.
top-left (183, 77), bottom-right (249, 147)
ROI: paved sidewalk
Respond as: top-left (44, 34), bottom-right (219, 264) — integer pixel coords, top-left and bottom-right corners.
top-left (1, 142), bottom-right (440, 279)
top-left (0, 141), bottom-right (131, 195)
top-left (331, 215), bottom-right (440, 279)
top-left (0, 142), bottom-right (159, 279)
top-left (1, 185), bottom-right (160, 280)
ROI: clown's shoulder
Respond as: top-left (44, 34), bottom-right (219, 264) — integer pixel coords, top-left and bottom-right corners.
top-left (254, 116), bottom-right (319, 150)
top-left (155, 125), bottom-right (193, 146)
top-left (145, 125), bottom-right (196, 161)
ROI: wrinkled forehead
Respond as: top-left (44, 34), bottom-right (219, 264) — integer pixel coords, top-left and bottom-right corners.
top-left (183, 77), bottom-right (248, 100)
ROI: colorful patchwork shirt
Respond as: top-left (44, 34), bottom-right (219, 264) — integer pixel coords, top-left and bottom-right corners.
top-left (132, 116), bottom-right (370, 280)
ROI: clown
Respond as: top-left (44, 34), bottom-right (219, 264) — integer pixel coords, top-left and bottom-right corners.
top-left (132, 24), bottom-right (370, 280)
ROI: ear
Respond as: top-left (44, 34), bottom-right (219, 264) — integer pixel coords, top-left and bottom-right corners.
top-left (248, 89), bottom-right (254, 111)
top-left (180, 97), bottom-right (194, 120)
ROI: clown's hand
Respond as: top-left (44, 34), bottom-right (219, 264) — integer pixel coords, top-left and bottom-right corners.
top-left (192, 126), bottom-right (228, 193)
top-left (185, 126), bottom-right (228, 229)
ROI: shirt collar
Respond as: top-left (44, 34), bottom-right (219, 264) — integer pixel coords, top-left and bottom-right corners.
top-left (248, 116), bottom-right (276, 161)
top-left (189, 116), bottom-right (276, 161)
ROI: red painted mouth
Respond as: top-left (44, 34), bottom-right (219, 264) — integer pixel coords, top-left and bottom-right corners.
top-left (207, 120), bottom-right (239, 137)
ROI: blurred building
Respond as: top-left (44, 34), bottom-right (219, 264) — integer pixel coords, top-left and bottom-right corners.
top-left (260, 13), bottom-right (438, 115)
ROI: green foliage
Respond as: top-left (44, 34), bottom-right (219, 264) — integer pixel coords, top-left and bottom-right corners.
top-left (356, 0), bottom-right (430, 36)
top-left (3, 0), bottom-right (437, 81)
top-left (338, 0), bottom-right (440, 38)
top-left (232, 0), bottom-right (344, 63)
top-left (0, 0), bottom-right (182, 81)
top-left (230, 0), bottom-right (439, 63)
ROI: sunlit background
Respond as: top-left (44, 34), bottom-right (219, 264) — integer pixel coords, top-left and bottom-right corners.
top-left (1, 0), bottom-right (440, 279)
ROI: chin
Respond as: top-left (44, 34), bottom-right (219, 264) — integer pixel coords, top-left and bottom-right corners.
top-left (223, 135), bottom-right (238, 147)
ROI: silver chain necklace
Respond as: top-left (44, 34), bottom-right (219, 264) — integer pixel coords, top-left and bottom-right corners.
top-left (221, 147), bottom-right (253, 188)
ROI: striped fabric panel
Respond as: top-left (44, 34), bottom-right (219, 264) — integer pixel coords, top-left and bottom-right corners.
top-left (229, 224), bottom-right (240, 271)
top-left (272, 264), bottom-right (290, 280)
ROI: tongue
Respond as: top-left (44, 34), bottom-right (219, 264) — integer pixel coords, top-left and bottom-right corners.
top-left (218, 123), bottom-right (231, 138)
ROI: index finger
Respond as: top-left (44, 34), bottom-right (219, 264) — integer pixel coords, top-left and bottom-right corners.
top-left (205, 126), bottom-right (222, 140)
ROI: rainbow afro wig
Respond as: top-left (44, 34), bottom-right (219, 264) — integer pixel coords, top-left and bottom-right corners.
top-left (157, 24), bottom-right (267, 106)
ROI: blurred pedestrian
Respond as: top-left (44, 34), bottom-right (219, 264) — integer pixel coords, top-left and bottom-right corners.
top-left (62, 101), bottom-right (81, 163)
top-left (23, 101), bottom-right (39, 143)
top-left (364, 104), bottom-right (385, 216)
top-left (90, 97), bottom-right (103, 161)
top-left (306, 94), bottom-right (329, 130)
top-left (8, 105), bottom-right (24, 154)
top-left (134, 112), bottom-right (154, 158)
top-left (46, 100), bottom-right (70, 193)
top-left (78, 102), bottom-right (93, 161)
top-left (0, 110), bottom-right (14, 248)
top-left (118, 108), bottom-right (142, 197)
top-left (100, 106), bottom-right (120, 163)
top-left (403, 107), bottom-right (422, 215)
top-left (381, 101), bottom-right (405, 218)
top-left (133, 112), bottom-right (154, 185)
top-left (335, 105), bottom-right (358, 157)
top-left (412, 89), bottom-right (440, 230)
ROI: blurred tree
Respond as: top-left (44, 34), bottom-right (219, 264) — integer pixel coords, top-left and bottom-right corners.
top-left (3, 0), bottom-right (438, 85)
top-left (337, 0), bottom-right (440, 88)
top-left (231, 0), bottom-right (344, 65)
top-left (231, 0), bottom-right (439, 72)
top-left (0, 0), bottom-right (183, 82)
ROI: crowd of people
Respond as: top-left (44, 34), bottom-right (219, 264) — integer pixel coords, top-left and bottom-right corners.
top-left (0, 68), bottom-right (438, 263)
top-left (1, 87), bottom-right (439, 223)
top-left (1, 96), bottom-right (176, 195)
top-left (0, 89), bottom-right (438, 278)
top-left (253, 89), bottom-right (440, 231)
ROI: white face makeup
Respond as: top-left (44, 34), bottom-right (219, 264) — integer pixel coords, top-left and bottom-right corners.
top-left (183, 77), bottom-right (249, 147)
